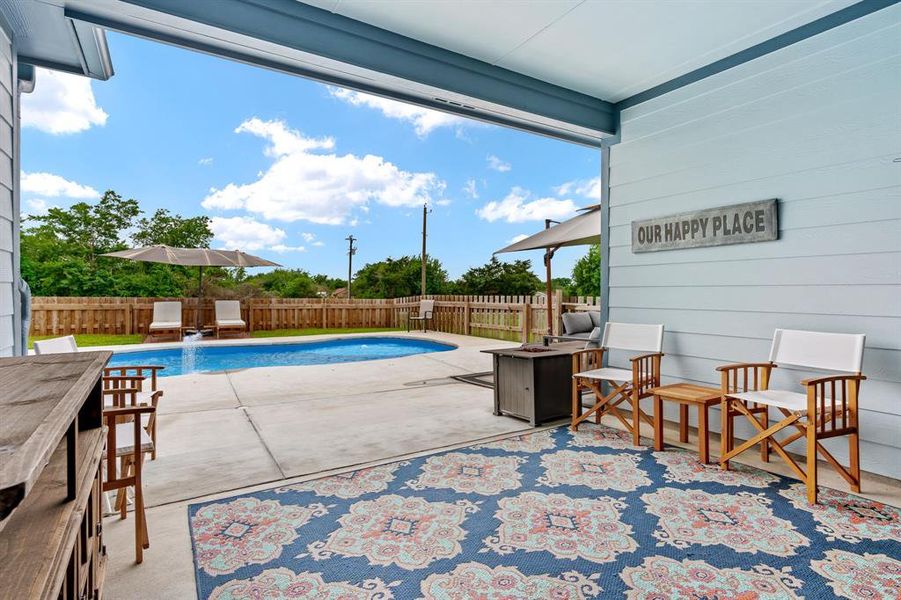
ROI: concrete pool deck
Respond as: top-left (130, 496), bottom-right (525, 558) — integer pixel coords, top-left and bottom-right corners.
top-left (98, 331), bottom-right (901, 599)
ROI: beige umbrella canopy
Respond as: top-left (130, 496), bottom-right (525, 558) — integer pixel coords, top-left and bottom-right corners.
top-left (494, 205), bottom-right (600, 334)
top-left (102, 245), bottom-right (281, 331)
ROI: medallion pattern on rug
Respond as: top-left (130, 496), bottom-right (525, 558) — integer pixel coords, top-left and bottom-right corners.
top-left (809, 549), bottom-right (901, 600)
top-left (306, 494), bottom-right (477, 570)
top-left (406, 452), bottom-right (524, 495)
top-left (643, 487), bottom-right (809, 556)
top-left (188, 423), bottom-right (901, 599)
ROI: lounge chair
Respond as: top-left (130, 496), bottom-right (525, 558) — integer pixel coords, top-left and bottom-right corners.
top-left (543, 310), bottom-right (601, 345)
top-left (718, 329), bottom-right (865, 505)
top-left (407, 299), bottom-right (435, 332)
top-left (571, 322), bottom-right (665, 446)
top-left (215, 300), bottom-right (246, 338)
top-left (149, 301), bottom-right (183, 340)
top-left (34, 335), bottom-right (164, 460)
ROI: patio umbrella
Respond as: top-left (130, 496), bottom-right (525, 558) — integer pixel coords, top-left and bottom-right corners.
top-left (102, 245), bottom-right (281, 331)
top-left (494, 205), bottom-right (600, 334)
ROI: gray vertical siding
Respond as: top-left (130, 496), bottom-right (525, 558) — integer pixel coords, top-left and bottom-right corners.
top-left (0, 21), bottom-right (14, 357)
top-left (608, 7), bottom-right (901, 479)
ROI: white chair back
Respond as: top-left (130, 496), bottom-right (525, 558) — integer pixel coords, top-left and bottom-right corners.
top-left (768, 329), bottom-right (865, 373)
top-left (215, 300), bottom-right (242, 321)
top-left (33, 335), bottom-right (79, 355)
top-left (601, 322), bottom-right (664, 353)
top-left (152, 301), bottom-right (182, 324)
top-left (419, 299), bottom-right (435, 316)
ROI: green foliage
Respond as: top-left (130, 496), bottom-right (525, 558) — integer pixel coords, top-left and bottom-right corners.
top-left (551, 277), bottom-right (573, 295)
top-left (29, 334), bottom-right (144, 349)
top-left (244, 269), bottom-right (318, 298)
top-left (351, 255), bottom-right (450, 298)
top-left (571, 244), bottom-right (600, 296)
top-left (21, 190), bottom-right (213, 297)
top-left (133, 209), bottom-right (213, 248)
top-left (456, 257), bottom-right (542, 295)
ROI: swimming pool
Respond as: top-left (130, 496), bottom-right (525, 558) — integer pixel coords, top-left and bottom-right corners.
top-left (107, 336), bottom-right (454, 376)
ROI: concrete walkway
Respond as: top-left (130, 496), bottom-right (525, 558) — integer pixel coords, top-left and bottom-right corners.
top-left (103, 331), bottom-right (536, 598)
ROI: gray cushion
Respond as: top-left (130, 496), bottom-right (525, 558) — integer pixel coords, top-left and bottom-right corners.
top-left (562, 311), bottom-right (593, 335)
top-left (584, 326), bottom-right (603, 349)
top-left (589, 311), bottom-right (602, 328)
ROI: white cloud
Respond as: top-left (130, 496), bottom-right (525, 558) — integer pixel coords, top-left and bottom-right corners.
top-left (487, 154), bottom-right (511, 172)
top-left (476, 187), bottom-right (578, 223)
top-left (21, 171), bottom-right (99, 198)
top-left (198, 157), bottom-right (214, 166)
top-left (21, 68), bottom-right (108, 134)
top-left (463, 178), bottom-right (479, 199)
top-left (507, 233), bottom-right (529, 244)
top-left (209, 216), bottom-right (306, 252)
top-left (202, 118), bottom-right (445, 225)
top-left (301, 232), bottom-right (315, 243)
top-left (329, 87), bottom-right (469, 137)
top-left (22, 198), bottom-right (50, 218)
top-left (554, 176), bottom-right (600, 200)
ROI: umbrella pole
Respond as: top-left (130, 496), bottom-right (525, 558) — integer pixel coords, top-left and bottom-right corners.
top-left (544, 249), bottom-right (554, 335)
top-left (196, 265), bottom-right (203, 331)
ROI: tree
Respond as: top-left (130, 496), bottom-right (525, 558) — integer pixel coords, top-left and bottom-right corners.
top-left (21, 191), bottom-right (215, 297)
top-left (132, 209), bottom-right (213, 248)
top-left (571, 244), bottom-right (600, 296)
top-left (352, 255), bottom-right (450, 298)
top-left (244, 269), bottom-right (318, 298)
top-left (456, 257), bottom-right (542, 295)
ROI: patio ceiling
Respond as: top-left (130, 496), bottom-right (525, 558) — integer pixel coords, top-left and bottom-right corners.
top-left (11, 0), bottom-right (896, 145)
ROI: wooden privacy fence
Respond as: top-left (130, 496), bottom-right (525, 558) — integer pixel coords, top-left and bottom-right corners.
top-left (29, 294), bottom-right (601, 343)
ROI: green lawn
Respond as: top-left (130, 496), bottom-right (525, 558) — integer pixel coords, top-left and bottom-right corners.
top-left (250, 327), bottom-right (402, 338)
top-left (29, 333), bottom-right (145, 349)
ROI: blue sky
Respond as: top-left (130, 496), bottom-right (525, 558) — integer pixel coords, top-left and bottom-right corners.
top-left (20, 32), bottom-right (599, 280)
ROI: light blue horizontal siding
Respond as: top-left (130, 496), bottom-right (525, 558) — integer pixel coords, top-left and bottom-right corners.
top-left (607, 6), bottom-right (901, 479)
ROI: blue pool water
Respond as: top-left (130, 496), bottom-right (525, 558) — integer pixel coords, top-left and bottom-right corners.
top-left (107, 336), bottom-right (454, 376)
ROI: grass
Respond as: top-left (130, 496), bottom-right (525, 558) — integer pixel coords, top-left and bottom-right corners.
top-left (250, 327), bottom-right (402, 338)
top-left (29, 333), bottom-right (145, 349)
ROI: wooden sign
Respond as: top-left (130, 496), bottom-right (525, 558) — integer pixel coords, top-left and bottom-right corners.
top-left (631, 199), bottom-right (778, 253)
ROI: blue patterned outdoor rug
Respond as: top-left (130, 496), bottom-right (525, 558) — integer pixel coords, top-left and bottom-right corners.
top-left (188, 423), bottom-right (900, 599)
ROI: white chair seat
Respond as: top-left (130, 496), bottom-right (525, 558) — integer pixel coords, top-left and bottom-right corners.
top-left (729, 389), bottom-right (808, 411)
top-left (216, 319), bottom-right (246, 327)
top-left (574, 367), bottom-right (635, 382)
top-left (114, 423), bottom-right (154, 456)
top-left (149, 321), bottom-right (181, 330)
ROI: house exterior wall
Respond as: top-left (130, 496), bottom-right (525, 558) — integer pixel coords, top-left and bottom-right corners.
top-left (607, 7), bottom-right (901, 478)
top-left (0, 19), bottom-right (17, 357)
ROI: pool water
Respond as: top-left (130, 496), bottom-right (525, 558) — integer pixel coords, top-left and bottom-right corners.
top-left (107, 336), bottom-right (454, 376)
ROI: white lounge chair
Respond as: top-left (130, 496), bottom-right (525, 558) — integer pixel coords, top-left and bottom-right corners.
top-left (215, 300), bottom-right (246, 338)
top-left (571, 322), bottom-right (665, 446)
top-left (407, 299), bottom-right (435, 332)
top-left (34, 334), bottom-right (165, 460)
top-left (149, 301), bottom-right (183, 340)
top-left (719, 328), bottom-right (865, 505)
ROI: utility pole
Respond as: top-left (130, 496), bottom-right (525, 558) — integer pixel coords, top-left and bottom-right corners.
top-left (420, 203), bottom-right (431, 297)
top-left (345, 235), bottom-right (357, 299)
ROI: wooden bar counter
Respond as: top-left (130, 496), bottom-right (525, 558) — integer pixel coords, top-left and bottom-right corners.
top-left (0, 352), bottom-right (111, 600)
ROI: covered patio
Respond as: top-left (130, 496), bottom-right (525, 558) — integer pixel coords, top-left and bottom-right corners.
top-left (1, 1), bottom-right (899, 599)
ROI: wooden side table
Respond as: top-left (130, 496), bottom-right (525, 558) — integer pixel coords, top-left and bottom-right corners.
top-left (649, 383), bottom-right (722, 463)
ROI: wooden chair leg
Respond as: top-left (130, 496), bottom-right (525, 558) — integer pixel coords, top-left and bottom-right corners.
top-left (571, 381), bottom-right (581, 431)
top-left (632, 392), bottom-right (641, 446)
top-left (849, 431), bottom-right (861, 493)
top-left (806, 422), bottom-right (818, 504)
top-left (760, 408), bottom-right (770, 462)
top-left (150, 422), bottom-right (157, 461)
top-left (134, 454), bottom-right (145, 563)
top-left (720, 399), bottom-right (732, 471)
